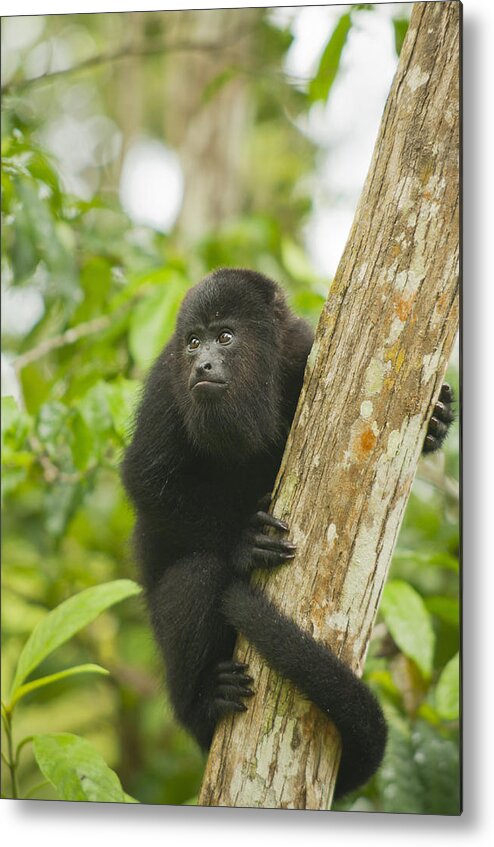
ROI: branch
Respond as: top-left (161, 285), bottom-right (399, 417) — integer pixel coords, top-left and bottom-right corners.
top-left (199, 0), bottom-right (460, 810)
top-left (1, 29), bottom-right (254, 95)
top-left (13, 315), bottom-right (111, 372)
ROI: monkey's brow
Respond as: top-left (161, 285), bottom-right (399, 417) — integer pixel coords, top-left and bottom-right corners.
top-left (189, 319), bottom-right (235, 334)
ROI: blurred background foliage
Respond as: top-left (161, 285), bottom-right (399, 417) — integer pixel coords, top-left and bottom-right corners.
top-left (1, 4), bottom-right (459, 813)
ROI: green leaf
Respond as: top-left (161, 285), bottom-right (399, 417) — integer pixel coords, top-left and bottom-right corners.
top-left (393, 548), bottom-right (459, 571)
top-left (33, 733), bottom-right (125, 803)
top-left (411, 721), bottom-right (460, 815)
top-left (10, 664), bottom-right (109, 708)
top-left (68, 409), bottom-right (95, 471)
top-left (1, 396), bottom-right (34, 498)
top-left (1, 395), bottom-right (31, 451)
top-left (36, 401), bottom-right (69, 445)
top-left (380, 580), bottom-right (435, 677)
top-left (376, 711), bottom-right (460, 814)
top-left (393, 17), bottom-right (409, 56)
top-left (78, 381), bottom-right (113, 443)
top-left (1, 396), bottom-right (20, 436)
top-left (376, 709), bottom-right (424, 814)
top-left (435, 652), bottom-right (460, 720)
top-left (425, 595), bottom-right (459, 627)
top-left (105, 378), bottom-right (140, 442)
top-left (10, 579), bottom-right (141, 699)
top-left (72, 256), bottom-right (113, 322)
top-left (308, 13), bottom-right (352, 104)
top-left (129, 277), bottom-right (188, 368)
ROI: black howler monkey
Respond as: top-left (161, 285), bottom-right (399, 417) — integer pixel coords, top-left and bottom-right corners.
top-left (122, 267), bottom-right (454, 799)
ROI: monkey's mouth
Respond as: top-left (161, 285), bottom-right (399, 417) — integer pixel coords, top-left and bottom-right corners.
top-left (190, 379), bottom-right (228, 397)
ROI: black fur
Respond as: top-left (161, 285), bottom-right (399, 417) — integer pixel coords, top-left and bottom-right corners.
top-left (423, 383), bottom-right (455, 453)
top-left (122, 267), bottom-right (453, 799)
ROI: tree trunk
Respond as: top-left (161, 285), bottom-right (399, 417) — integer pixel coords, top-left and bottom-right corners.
top-left (199, 0), bottom-right (460, 810)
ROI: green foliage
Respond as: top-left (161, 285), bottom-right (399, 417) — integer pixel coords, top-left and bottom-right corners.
top-left (33, 733), bottom-right (132, 803)
top-left (435, 653), bottom-right (460, 720)
top-left (10, 665), bottom-right (109, 711)
top-left (374, 711), bottom-right (460, 815)
top-left (380, 580), bottom-right (435, 678)
top-left (9, 580), bottom-right (140, 699)
top-left (128, 271), bottom-right (189, 368)
top-left (2, 580), bottom-right (141, 801)
top-left (393, 18), bottom-right (410, 57)
top-left (309, 13), bottom-right (353, 104)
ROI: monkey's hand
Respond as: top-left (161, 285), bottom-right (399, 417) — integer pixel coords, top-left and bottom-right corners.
top-left (211, 660), bottom-right (254, 718)
top-left (423, 383), bottom-right (455, 453)
top-left (233, 500), bottom-right (296, 577)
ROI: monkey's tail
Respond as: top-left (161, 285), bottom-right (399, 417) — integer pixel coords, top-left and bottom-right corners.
top-left (222, 580), bottom-right (387, 800)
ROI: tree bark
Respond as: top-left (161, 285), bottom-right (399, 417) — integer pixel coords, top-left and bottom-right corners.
top-left (199, 0), bottom-right (460, 810)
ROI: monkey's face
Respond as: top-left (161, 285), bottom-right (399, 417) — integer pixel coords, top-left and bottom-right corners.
top-left (185, 325), bottom-right (234, 402)
top-left (171, 270), bottom-right (285, 459)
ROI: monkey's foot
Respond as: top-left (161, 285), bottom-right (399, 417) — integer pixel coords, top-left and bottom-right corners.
top-left (423, 383), bottom-right (455, 453)
top-left (234, 503), bottom-right (297, 575)
top-left (212, 660), bottom-right (254, 717)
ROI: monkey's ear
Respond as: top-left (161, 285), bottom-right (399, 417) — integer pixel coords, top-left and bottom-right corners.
top-left (272, 288), bottom-right (286, 306)
top-left (240, 269), bottom-right (280, 306)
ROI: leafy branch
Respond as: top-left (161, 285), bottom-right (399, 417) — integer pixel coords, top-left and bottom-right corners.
top-left (1, 580), bottom-right (141, 802)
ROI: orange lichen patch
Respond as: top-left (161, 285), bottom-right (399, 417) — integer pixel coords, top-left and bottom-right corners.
top-left (393, 293), bottom-right (414, 321)
top-left (349, 421), bottom-right (378, 462)
top-left (359, 427), bottom-right (377, 454)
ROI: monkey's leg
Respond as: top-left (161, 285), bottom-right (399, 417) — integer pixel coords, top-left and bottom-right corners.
top-left (145, 553), bottom-right (249, 749)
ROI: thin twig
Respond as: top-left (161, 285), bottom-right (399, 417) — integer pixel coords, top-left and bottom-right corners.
top-left (2, 709), bottom-right (19, 799)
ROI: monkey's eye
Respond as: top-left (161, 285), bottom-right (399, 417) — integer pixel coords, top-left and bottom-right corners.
top-left (217, 330), bottom-right (233, 345)
top-left (187, 336), bottom-right (200, 351)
